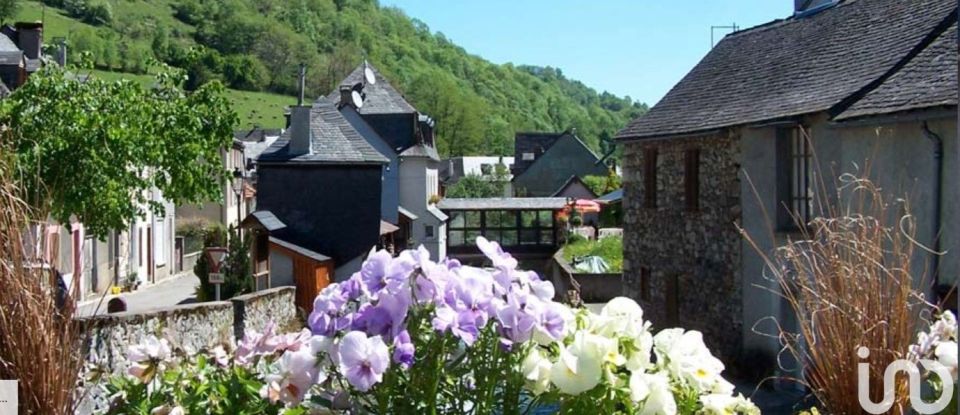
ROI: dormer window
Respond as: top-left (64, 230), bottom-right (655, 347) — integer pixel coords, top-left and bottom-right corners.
top-left (522, 152), bottom-right (535, 161)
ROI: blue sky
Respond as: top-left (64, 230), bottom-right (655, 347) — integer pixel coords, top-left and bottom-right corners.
top-left (380, 1), bottom-right (793, 106)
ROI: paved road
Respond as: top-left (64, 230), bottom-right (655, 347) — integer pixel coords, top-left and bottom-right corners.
top-left (77, 272), bottom-right (199, 317)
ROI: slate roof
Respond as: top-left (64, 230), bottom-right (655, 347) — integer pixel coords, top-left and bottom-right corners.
top-left (234, 128), bottom-right (283, 142)
top-left (597, 189), bottom-right (623, 204)
top-left (330, 63), bottom-right (417, 115)
top-left (269, 237), bottom-right (331, 262)
top-left (617, 0), bottom-right (958, 140)
top-left (836, 22), bottom-right (958, 120)
top-left (512, 132), bottom-right (567, 176)
top-left (0, 51), bottom-right (21, 65)
top-left (257, 100), bottom-right (389, 165)
top-left (241, 210), bottom-right (287, 232)
top-left (0, 33), bottom-right (18, 52)
top-left (551, 176), bottom-right (598, 198)
top-left (399, 143), bottom-right (441, 161)
top-left (437, 198), bottom-right (569, 211)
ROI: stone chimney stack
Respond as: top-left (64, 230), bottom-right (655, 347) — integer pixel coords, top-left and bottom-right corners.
top-left (56, 40), bottom-right (67, 67)
top-left (288, 106), bottom-right (312, 156)
top-left (15, 22), bottom-right (42, 60)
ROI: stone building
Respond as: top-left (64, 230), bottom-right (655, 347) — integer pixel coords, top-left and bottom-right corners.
top-left (616, 0), bottom-right (958, 370)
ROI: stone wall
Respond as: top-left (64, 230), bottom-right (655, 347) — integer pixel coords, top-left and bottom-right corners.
top-left (549, 250), bottom-right (622, 303)
top-left (232, 286), bottom-right (299, 338)
top-left (77, 287), bottom-right (300, 413)
top-left (621, 132), bottom-right (743, 363)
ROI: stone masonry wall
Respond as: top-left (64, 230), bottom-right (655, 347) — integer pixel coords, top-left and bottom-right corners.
top-left (621, 132), bottom-right (743, 363)
top-left (76, 287), bottom-right (300, 413)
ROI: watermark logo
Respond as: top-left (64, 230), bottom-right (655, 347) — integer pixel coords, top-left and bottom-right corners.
top-left (857, 347), bottom-right (955, 414)
top-left (0, 380), bottom-right (17, 414)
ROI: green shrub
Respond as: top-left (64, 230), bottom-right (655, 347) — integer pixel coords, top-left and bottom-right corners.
top-left (194, 225), bottom-right (252, 301)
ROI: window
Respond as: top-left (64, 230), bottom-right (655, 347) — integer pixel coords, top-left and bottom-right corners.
top-left (447, 210), bottom-right (554, 248)
top-left (138, 228), bottom-right (143, 266)
top-left (666, 274), bottom-right (679, 326)
top-left (640, 267), bottom-right (651, 302)
top-left (643, 148), bottom-right (658, 208)
top-left (684, 149), bottom-right (700, 211)
top-left (776, 127), bottom-right (813, 230)
top-left (522, 152), bottom-right (535, 161)
top-left (155, 218), bottom-right (167, 266)
top-left (425, 225), bottom-right (434, 238)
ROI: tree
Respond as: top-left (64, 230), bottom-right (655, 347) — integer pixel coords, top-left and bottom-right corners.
top-left (582, 170), bottom-right (622, 196)
top-left (445, 169), bottom-right (508, 199)
top-left (0, 65), bottom-right (237, 239)
top-left (0, 0), bottom-right (18, 23)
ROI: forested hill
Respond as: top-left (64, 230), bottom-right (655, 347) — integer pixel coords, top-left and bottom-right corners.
top-left (23, 0), bottom-right (647, 156)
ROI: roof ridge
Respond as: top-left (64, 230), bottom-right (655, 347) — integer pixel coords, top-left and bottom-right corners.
top-left (828, 6), bottom-right (959, 118)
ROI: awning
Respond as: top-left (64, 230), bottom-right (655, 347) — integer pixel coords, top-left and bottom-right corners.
top-left (380, 220), bottom-right (400, 235)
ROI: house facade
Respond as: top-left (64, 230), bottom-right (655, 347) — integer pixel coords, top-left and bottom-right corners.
top-left (257, 100), bottom-right (389, 281)
top-left (511, 131), bottom-right (608, 197)
top-left (333, 63), bottom-right (447, 259)
top-left (176, 139), bottom-right (254, 234)
top-left (440, 156), bottom-right (515, 196)
top-left (0, 22), bottom-right (47, 96)
top-left (616, 0), bottom-right (958, 370)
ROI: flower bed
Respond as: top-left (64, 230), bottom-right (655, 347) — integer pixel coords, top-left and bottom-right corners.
top-left (102, 237), bottom-right (756, 414)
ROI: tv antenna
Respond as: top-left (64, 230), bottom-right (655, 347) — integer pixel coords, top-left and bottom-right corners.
top-left (711, 23), bottom-right (740, 48)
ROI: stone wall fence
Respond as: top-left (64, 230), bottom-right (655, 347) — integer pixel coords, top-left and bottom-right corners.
top-left (548, 250), bottom-right (623, 304)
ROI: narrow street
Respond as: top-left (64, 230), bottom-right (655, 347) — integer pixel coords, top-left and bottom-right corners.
top-left (77, 272), bottom-right (199, 317)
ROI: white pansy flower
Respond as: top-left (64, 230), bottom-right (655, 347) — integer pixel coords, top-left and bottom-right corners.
top-left (638, 372), bottom-right (677, 415)
top-left (521, 347), bottom-right (552, 395)
top-left (549, 333), bottom-right (603, 395)
top-left (626, 331), bottom-right (654, 372)
top-left (935, 340), bottom-right (958, 381)
top-left (700, 394), bottom-right (738, 414)
top-left (654, 329), bottom-right (724, 391)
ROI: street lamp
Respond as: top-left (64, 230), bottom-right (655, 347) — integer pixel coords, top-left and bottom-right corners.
top-left (232, 168), bottom-right (245, 237)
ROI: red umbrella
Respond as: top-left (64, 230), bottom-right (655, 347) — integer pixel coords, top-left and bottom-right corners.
top-left (567, 199), bottom-right (601, 213)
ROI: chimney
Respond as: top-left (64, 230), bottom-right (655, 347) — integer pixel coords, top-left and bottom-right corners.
top-left (339, 85), bottom-right (354, 107)
top-left (56, 39), bottom-right (67, 67)
top-left (14, 22), bottom-right (42, 60)
top-left (288, 106), bottom-right (312, 156)
top-left (297, 63), bottom-right (306, 106)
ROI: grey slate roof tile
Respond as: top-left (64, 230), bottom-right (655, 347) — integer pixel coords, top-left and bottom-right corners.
top-left (399, 143), bottom-right (441, 161)
top-left (616, 0), bottom-right (957, 140)
top-left (512, 132), bottom-right (567, 176)
top-left (836, 23), bottom-right (958, 120)
top-left (329, 63), bottom-right (417, 115)
top-left (257, 100), bottom-right (389, 164)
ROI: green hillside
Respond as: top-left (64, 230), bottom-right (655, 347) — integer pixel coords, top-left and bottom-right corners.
top-left (18, 0), bottom-right (646, 156)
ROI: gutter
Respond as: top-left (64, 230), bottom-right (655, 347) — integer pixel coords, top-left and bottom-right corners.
top-left (922, 122), bottom-right (944, 288)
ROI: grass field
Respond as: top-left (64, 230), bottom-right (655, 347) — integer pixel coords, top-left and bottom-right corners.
top-left (563, 236), bottom-right (623, 272)
top-left (84, 69), bottom-right (295, 129)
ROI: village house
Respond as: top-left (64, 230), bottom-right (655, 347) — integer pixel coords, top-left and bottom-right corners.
top-left (256, 99), bottom-right (389, 283)
top-left (0, 21), bottom-right (49, 96)
top-left (332, 63), bottom-right (448, 259)
top-left (176, 139), bottom-right (255, 235)
top-left (440, 156), bottom-right (515, 196)
top-left (511, 131), bottom-right (609, 197)
top-left (616, 0), bottom-right (958, 372)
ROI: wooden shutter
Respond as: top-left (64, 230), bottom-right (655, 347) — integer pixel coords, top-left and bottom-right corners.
top-left (643, 148), bottom-right (658, 208)
top-left (684, 149), bottom-right (700, 211)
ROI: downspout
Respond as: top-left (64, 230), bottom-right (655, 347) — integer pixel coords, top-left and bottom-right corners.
top-left (922, 122), bottom-right (943, 288)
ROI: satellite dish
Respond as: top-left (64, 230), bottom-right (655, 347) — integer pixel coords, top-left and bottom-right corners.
top-left (364, 66), bottom-right (376, 85)
top-left (351, 90), bottom-right (364, 108)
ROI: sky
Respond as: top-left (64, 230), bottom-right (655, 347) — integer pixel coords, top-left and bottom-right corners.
top-left (380, 1), bottom-right (793, 106)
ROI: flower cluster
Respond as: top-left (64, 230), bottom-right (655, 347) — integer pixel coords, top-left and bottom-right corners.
top-left (522, 297), bottom-right (758, 414)
top-left (909, 310), bottom-right (958, 381)
top-left (114, 237), bottom-right (757, 414)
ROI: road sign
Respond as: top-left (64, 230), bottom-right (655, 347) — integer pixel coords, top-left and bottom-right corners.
top-left (209, 273), bottom-right (224, 284)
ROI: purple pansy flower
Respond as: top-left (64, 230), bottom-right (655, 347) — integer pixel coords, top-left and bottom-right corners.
top-left (392, 330), bottom-right (415, 368)
top-left (337, 331), bottom-right (390, 392)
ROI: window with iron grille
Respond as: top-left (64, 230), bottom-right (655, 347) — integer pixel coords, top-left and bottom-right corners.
top-left (776, 127), bottom-right (813, 230)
